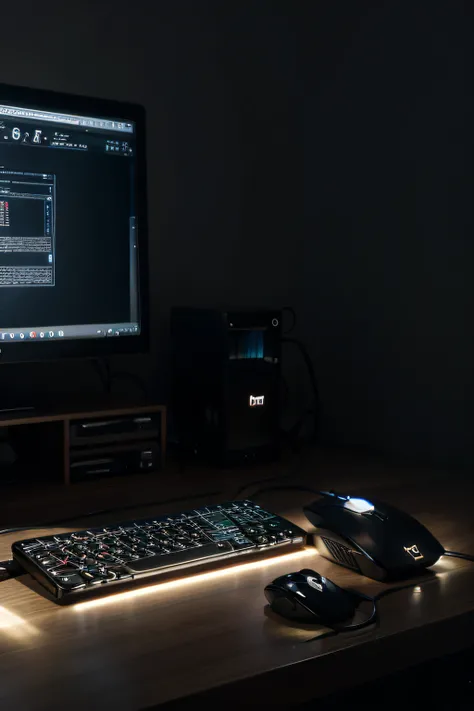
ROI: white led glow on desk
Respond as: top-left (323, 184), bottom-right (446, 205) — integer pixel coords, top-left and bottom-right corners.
top-left (73, 548), bottom-right (316, 611)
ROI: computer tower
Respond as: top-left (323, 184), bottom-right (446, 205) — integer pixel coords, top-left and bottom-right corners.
top-left (171, 308), bottom-right (281, 464)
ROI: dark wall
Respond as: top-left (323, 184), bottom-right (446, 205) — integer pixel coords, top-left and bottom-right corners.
top-left (0, 1), bottom-right (471, 469)
top-left (299, 1), bottom-right (473, 468)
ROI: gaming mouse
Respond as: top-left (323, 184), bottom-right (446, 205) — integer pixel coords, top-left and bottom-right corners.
top-left (264, 568), bottom-right (357, 625)
top-left (304, 491), bottom-right (444, 581)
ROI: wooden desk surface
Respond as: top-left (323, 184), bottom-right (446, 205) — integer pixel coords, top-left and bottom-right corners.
top-left (0, 448), bottom-right (473, 710)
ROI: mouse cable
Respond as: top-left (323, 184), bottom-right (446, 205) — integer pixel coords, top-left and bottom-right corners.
top-left (0, 558), bottom-right (23, 582)
top-left (281, 337), bottom-right (319, 441)
top-left (0, 490), bottom-right (222, 538)
top-left (237, 483), bottom-right (321, 501)
top-left (442, 550), bottom-right (474, 562)
top-left (282, 306), bottom-right (297, 335)
top-left (92, 358), bottom-right (148, 398)
top-left (303, 594), bottom-right (377, 643)
top-left (232, 445), bottom-right (315, 501)
top-left (303, 579), bottom-right (437, 644)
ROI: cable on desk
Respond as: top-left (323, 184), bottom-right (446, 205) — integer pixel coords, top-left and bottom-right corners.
top-left (251, 484), bottom-right (320, 499)
top-left (0, 559), bottom-right (23, 581)
top-left (240, 483), bottom-right (321, 501)
top-left (303, 594), bottom-right (376, 644)
top-left (0, 490), bottom-right (222, 537)
top-left (443, 550), bottom-right (474, 562)
top-left (303, 579), bottom-right (439, 644)
top-left (233, 448), bottom-right (317, 500)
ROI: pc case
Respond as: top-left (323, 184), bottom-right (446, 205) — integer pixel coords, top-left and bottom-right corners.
top-left (171, 308), bottom-right (281, 464)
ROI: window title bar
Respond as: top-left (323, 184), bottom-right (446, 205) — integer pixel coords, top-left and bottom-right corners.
top-left (0, 104), bottom-right (134, 133)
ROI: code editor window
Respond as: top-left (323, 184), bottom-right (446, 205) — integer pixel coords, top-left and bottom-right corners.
top-left (0, 169), bottom-right (55, 286)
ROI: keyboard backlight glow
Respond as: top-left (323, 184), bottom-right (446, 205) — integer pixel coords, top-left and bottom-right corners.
top-left (73, 548), bottom-right (316, 611)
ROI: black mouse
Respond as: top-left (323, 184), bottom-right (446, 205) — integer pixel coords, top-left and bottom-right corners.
top-left (264, 568), bottom-right (357, 625)
top-left (304, 491), bottom-right (444, 581)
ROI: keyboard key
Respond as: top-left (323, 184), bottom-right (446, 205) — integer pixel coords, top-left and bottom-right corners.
top-left (56, 574), bottom-right (86, 590)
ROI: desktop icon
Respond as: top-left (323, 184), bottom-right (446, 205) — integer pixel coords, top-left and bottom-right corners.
top-left (49, 331), bottom-right (55, 338)
top-left (40, 332), bottom-right (45, 338)
top-left (9, 333), bottom-right (14, 339)
top-left (58, 330), bottom-right (64, 337)
top-left (19, 333), bottom-right (25, 339)
top-left (30, 331), bottom-right (37, 338)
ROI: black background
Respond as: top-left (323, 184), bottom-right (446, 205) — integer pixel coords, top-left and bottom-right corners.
top-left (0, 140), bottom-right (133, 328)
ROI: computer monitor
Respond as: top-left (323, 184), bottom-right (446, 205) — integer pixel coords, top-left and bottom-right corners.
top-left (0, 83), bottom-right (148, 363)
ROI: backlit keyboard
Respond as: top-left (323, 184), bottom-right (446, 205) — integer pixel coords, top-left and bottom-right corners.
top-left (12, 500), bottom-right (307, 601)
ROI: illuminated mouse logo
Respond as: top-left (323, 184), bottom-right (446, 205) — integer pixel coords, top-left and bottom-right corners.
top-left (249, 395), bottom-right (265, 407)
top-left (404, 544), bottom-right (424, 561)
top-left (307, 576), bottom-right (324, 592)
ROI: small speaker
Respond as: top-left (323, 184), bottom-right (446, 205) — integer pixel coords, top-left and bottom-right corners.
top-left (171, 307), bottom-right (281, 464)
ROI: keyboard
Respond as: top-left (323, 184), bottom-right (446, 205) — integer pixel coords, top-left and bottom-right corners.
top-left (12, 500), bottom-right (307, 601)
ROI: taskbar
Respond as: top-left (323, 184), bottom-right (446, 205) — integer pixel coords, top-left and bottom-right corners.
top-left (0, 323), bottom-right (140, 342)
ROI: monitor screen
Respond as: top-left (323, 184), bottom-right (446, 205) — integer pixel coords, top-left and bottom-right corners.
top-left (0, 85), bottom-right (148, 361)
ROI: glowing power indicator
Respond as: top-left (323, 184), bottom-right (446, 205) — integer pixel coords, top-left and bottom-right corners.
top-left (249, 395), bottom-right (265, 407)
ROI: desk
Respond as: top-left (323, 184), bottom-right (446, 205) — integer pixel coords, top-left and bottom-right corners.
top-left (0, 448), bottom-right (473, 710)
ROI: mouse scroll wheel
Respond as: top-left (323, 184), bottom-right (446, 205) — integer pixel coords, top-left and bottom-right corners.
top-left (343, 498), bottom-right (387, 520)
top-left (343, 498), bottom-right (375, 514)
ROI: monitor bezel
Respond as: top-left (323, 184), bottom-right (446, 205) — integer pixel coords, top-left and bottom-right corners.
top-left (0, 82), bottom-right (149, 364)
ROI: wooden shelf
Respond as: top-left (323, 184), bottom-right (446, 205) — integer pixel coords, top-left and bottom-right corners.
top-left (0, 400), bottom-right (166, 427)
top-left (0, 400), bottom-right (166, 486)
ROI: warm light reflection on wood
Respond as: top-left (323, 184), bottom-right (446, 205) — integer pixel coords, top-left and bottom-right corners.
top-left (74, 548), bottom-right (317, 611)
top-left (0, 606), bottom-right (40, 640)
top-left (433, 557), bottom-right (460, 573)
